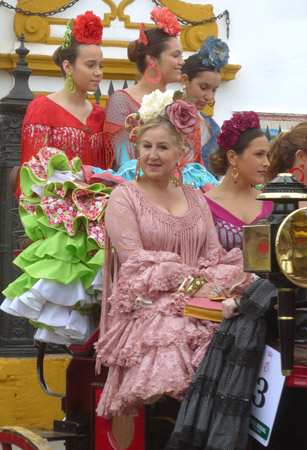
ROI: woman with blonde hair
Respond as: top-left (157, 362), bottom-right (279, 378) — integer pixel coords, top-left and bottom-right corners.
top-left (95, 90), bottom-right (249, 420)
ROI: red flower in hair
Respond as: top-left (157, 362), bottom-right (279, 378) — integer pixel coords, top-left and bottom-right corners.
top-left (221, 119), bottom-right (233, 132)
top-left (150, 7), bottom-right (181, 37)
top-left (243, 111), bottom-right (260, 128)
top-left (217, 111), bottom-right (261, 150)
top-left (138, 23), bottom-right (148, 46)
top-left (217, 129), bottom-right (240, 149)
top-left (230, 113), bottom-right (248, 132)
top-left (72, 11), bottom-right (103, 45)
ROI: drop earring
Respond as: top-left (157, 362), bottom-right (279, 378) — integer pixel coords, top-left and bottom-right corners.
top-left (289, 164), bottom-right (305, 183)
top-left (231, 167), bottom-right (239, 184)
top-left (145, 62), bottom-right (161, 84)
top-left (65, 72), bottom-right (76, 94)
top-left (134, 158), bottom-right (140, 181)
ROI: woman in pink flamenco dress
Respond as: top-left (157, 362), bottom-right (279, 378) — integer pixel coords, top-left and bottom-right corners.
top-left (94, 91), bottom-right (249, 419)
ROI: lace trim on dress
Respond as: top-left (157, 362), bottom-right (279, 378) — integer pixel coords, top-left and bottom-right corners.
top-left (126, 183), bottom-right (202, 230)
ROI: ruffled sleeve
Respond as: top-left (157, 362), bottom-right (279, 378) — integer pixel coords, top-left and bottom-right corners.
top-left (107, 249), bottom-right (191, 314)
top-left (105, 185), bottom-right (144, 263)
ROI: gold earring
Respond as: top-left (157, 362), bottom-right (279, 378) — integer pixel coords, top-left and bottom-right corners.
top-left (65, 72), bottom-right (76, 94)
top-left (134, 158), bottom-right (140, 181)
top-left (231, 167), bottom-right (239, 184)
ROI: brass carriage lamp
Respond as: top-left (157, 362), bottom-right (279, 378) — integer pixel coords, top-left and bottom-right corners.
top-left (242, 173), bottom-right (307, 376)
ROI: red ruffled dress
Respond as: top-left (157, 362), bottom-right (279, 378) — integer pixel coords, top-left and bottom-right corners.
top-left (16, 95), bottom-right (106, 197)
top-left (1, 96), bottom-right (108, 345)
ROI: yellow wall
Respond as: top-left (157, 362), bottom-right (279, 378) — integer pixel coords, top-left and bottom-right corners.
top-left (0, 355), bottom-right (70, 429)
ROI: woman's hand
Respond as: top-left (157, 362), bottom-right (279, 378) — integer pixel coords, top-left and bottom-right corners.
top-left (222, 297), bottom-right (240, 319)
top-left (192, 282), bottom-right (228, 299)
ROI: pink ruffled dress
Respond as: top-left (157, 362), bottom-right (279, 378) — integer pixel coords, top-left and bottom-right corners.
top-left (95, 182), bottom-right (247, 418)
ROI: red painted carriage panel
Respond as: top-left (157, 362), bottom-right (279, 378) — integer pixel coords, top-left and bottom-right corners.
top-left (92, 384), bottom-right (145, 450)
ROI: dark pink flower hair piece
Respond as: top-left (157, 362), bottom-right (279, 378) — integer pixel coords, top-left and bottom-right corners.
top-left (217, 111), bottom-right (261, 150)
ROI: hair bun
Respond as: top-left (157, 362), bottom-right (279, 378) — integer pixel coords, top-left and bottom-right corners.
top-left (127, 40), bottom-right (139, 63)
top-left (52, 46), bottom-right (62, 67)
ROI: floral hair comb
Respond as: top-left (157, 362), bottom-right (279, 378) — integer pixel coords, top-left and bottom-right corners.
top-left (217, 111), bottom-right (260, 150)
top-left (138, 23), bottom-right (148, 46)
top-left (125, 89), bottom-right (200, 143)
top-left (197, 36), bottom-right (229, 70)
top-left (62, 10), bottom-right (103, 50)
top-left (150, 6), bottom-right (181, 37)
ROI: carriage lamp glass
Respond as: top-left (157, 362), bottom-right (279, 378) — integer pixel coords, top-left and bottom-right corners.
top-left (243, 223), bottom-right (271, 272)
top-left (275, 207), bottom-right (307, 289)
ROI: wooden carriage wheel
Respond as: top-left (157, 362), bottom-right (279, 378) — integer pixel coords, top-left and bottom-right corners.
top-left (0, 426), bottom-right (52, 450)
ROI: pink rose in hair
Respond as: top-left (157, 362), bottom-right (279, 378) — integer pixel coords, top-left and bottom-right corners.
top-left (166, 100), bottom-right (200, 135)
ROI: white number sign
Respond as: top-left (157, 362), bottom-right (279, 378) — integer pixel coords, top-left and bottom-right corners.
top-left (248, 345), bottom-right (285, 446)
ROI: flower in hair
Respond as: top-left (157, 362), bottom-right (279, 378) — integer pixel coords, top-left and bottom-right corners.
top-left (125, 89), bottom-right (199, 139)
top-left (242, 110), bottom-right (260, 128)
top-left (72, 11), bottom-right (103, 45)
top-left (139, 89), bottom-right (174, 121)
top-left (217, 128), bottom-right (240, 150)
top-left (138, 23), bottom-right (148, 46)
top-left (197, 36), bottom-right (229, 70)
top-left (150, 6), bottom-right (181, 37)
top-left (62, 19), bottom-right (73, 49)
top-left (166, 100), bottom-right (200, 136)
top-left (217, 111), bottom-right (261, 150)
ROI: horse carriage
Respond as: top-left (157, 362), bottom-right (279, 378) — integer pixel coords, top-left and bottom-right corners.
top-left (0, 324), bottom-right (306, 450)
top-left (0, 325), bottom-right (179, 450)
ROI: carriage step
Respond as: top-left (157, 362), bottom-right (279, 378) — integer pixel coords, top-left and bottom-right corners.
top-left (39, 430), bottom-right (86, 442)
top-left (53, 419), bottom-right (86, 435)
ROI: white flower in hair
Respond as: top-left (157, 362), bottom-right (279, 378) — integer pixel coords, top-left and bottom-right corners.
top-left (139, 89), bottom-right (174, 121)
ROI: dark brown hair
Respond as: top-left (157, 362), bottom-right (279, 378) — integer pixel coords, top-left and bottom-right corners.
top-left (181, 53), bottom-right (219, 81)
top-left (53, 35), bottom-right (90, 77)
top-left (127, 28), bottom-right (175, 74)
top-left (209, 128), bottom-right (265, 176)
top-left (265, 122), bottom-right (307, 182)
